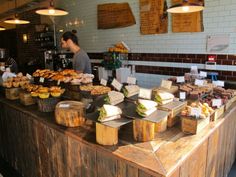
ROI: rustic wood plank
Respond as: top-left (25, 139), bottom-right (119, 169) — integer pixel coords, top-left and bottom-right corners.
top-left (97, 3), bottom-right (136, 29)
top-left (171, 0), bottom-right (204, 33)
top-left (67, 137), bottom-right (82, 177)
top-left (140, 0), bottom-right (168, 35)
top-left (168, 168), bottom-right (179, 177)
top-left (180, 141), bottom-right (207, 177)
top-left (127, 165), bottom-right (138, 177)
top-left (80, 144), bottom-right (97, 177)
top-left (97, 151), bottom-right (117, 177)
top-left (117, 160), bottom-right (127, 177)
top-left (205, 129), bottom-right (219, 177)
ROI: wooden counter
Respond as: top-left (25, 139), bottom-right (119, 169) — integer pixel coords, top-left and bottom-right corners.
top-left (0, 97), bottom-right (235, 177)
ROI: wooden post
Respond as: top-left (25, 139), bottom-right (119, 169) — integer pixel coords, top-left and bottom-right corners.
top-left (133, 119), bottom-right (155, 142)
top-left (96, 123), bottom-right (118, 145)
top-left (155, 117), bottom-right (167, 133)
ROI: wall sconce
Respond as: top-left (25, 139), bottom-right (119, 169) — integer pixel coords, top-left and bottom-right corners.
top-left (23, 34), bottom-right (28, 43)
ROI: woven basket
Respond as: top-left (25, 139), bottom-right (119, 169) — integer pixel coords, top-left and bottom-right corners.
top-left (37, 97), bottom-right (60, 112)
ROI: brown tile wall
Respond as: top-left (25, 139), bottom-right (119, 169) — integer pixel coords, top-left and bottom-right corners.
top-left (88, 52), bottom-right (236, 82)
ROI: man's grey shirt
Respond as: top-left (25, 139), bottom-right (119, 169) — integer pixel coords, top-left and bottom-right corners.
top-left (73, 49), bottom-right (92, 74)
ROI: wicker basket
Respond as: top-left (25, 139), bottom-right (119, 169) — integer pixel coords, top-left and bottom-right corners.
top-left (5, 88), bottom-right (20, 100)
top-left (36, 97), bottom-right (60, 112)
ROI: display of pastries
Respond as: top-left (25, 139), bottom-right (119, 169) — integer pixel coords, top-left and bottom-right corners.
top-left (2, 72), bottom-right (30, 89)
top-left (79, 85), bottom-right (111, 95)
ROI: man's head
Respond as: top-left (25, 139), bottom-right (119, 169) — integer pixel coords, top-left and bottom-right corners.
top-left (61, 31), bottom-right (79, 50)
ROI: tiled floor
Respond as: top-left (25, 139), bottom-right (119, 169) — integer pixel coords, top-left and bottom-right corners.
top-left (0, 158), bottom-right (236, 177)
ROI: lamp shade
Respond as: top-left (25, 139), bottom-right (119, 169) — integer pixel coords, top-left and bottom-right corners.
top-left (0, 26), bottom-right (6, 31)
top-left (167, 1), bottom-right (204, 13)
top-left (35, 1), bottom-right (68, 16)
top-left (4, 18), bottom-right (30, 24)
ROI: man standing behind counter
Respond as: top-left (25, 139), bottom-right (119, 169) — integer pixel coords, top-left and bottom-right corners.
top-left (61, 31), bottom-right (92, 74)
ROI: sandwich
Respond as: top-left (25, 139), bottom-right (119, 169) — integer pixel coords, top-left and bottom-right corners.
top-left (123, 85), bottom-right (140, 98)
top-left (136, 99), bottom-right (157, 117)
top-left (154, 91), bottom-right (174, 105)
top-left (98, 104), bottom-right (122, 122)
top-left (104, 91), bottom-right (124, 105)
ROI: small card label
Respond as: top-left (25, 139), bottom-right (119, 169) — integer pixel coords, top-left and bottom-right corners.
top-left (179, 92), bottom-right (186, 100)
top-left (190, 107), bottom-right (202, 118)
top-left (39, 77), bottom-right (44, 83)
top-left (127, 76), bottom-right (136, 85)
top-left (111, 79), bottom-right (123, 91)
top-left (213, 80), bottom-right (224, 87)
top-left (139, 88), bottom-right (152, 100)
top-left (57, 80), bottom-right (61, 86)
top-left (161, 80), bottom-right (172, 90)
top-left (100, 78), bottom-right (107, 86)
top-left (195, 79), bottom-right (204, 86)
top-left (212, 99), bottom-right (222, 108)
top-left (59, 104), bottom-right (70, 108)
top-left (200, 71), bottom-right (207, 78)
top-left (26, 73), bottom-right (32, 80)
top-left (177, 76), bottom-right (185, 83)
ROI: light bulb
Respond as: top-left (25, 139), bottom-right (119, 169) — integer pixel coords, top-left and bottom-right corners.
top-left (182, 6), bottom-right (190, 12)
top-left (48, 9), bottom-right (55, 14)
top-left (15, 19), bottom-right (20, 24)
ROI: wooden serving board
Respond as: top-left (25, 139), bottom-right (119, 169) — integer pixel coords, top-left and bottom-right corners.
top-left (139, 0), bottom-right (168, 34)
top-left (97, 3), bottom-right (136, 29)
top-left (171, 0), bottom-right (204, 32)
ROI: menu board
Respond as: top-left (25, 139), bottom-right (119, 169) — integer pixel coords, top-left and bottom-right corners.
top-left (139, 0), bottom-right (168, 35)
top-left (97, 3), bottom-right (136, 29)
top-left (171, 0), bottom-right (204, 33)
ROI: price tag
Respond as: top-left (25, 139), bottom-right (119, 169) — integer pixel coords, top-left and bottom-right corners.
top-left (213, 81), bottom-right (224, 87)
top-left (190, 107), bottom-right (201, 118)
top-left (39, 77), bottom-right (44, 83)
top-left (100, 78), bottom-right (107, 86)
top-left (200, 71), bottom-right (207, 78)
top-left (161, 80), bottom-right (172, 90)
top-left (26, 73), bottom-right (32, 80)
top-left (57, 80), bottom-right (61, 86)
top-left (212, 99), bottom-right (222, 108)
top-left (127, 76), bottom-right (136, 85)
top-left (139, 88), bottom-right (152, 100)
top-left (59, 104), bottom-right (70, 108)
top-left (111, 79), bottom-right (123, 91)
top-left (195, 79), bottom-right (204, 86)
top-left (177, 76), bottom-right (185, 83)
top-left (179, 92), bottom-right (186, 100)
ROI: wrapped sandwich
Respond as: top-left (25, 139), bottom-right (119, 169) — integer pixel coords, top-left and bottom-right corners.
top-left (123, 85), bottom-right (140, 98)
top-left (98, 104), bottom-right (122, 122)
top-left (104, 91), bottom-right (125, 105)
top-left (136, 99), bottom-right (157, 117)
top-left (154, 91), bottom-right (174, 105)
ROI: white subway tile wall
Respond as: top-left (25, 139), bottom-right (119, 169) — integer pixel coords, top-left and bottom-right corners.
top-left (56, 0), bottom-right (236, 54)
top-left (56, 0), bottom-right (236, 87)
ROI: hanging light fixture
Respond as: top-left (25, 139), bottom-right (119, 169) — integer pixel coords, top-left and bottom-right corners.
top-left (4, 0), bottom-right (30, 24)
top-left (35, 0), bottom-right (68, 16)
top-left (167, 0), bottom-right (204, 13)
top-left (0, 26), bottom-right (6, 31)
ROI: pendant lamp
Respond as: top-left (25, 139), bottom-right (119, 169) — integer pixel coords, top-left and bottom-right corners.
top-left (36, 0), bottom-right (68, 16)
top-left (167, 0), bottom-right (204, 13)
top-left (0, 26), bottom-right (6, 31)
top-left (4, 0), bottom-right (30, 24)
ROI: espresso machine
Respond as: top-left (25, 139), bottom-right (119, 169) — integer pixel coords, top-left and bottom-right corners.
top-left (53, 52), bottom-right (73, 71)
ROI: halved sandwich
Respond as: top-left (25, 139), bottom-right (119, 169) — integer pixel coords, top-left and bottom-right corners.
top-left (154, 91), bottom-right (174, 105)
top-left (98, 104), bottom-right (122, 122)
top-left (136, 99), bottom-right (157, 117)
top-left (123, 85), bottom-right (140, 98)
top-left (104, 91), bottom-right (124, 105)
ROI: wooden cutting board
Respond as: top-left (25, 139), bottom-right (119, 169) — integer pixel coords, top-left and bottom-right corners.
top-left (171, 0), bottom-right (204, 32)
top-left (139, 0), bottom-right (168, 34)
top-left (97, 3), bottom-right (136, 29)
